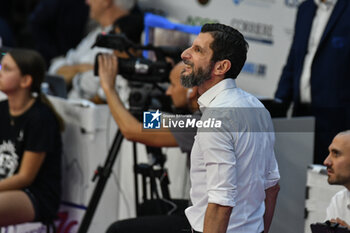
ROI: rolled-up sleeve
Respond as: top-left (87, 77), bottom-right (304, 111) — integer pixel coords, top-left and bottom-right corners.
top-left (264, 151), bottom-right (280, 190)
top-left (198, 128), bottom-right (237, 207)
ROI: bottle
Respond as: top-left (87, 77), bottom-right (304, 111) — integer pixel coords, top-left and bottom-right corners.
top-left (41, 82), bottom-right (50, 95)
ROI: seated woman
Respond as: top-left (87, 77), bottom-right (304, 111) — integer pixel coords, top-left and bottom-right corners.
top-left (0, 49), bottom-right (63, 226)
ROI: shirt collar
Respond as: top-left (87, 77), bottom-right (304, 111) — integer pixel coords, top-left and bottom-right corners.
top-left (197, 79), bottom-right (237, 111)
top-left (314, 0), bottom-right (336, 10)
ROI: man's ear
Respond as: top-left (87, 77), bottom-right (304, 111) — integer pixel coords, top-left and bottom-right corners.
top-left (213, 59), bottom-right (231, 76)
top-left (20, 74), bottom-right (33, 89)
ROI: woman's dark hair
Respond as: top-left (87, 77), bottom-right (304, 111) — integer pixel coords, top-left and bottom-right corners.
top-left (8, 48), bottom-right (64, 131)
top-left (8, 49), bottom-right (46, 94)
top-left (201, 23), bottom-right (249, 79)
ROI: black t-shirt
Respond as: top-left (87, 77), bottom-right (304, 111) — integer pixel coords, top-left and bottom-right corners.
top-left (0, 99), bottom-right (62, 219)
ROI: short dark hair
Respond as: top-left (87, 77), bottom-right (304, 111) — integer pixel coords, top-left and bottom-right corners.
top-left (201, 23), bottom-right (248, 79)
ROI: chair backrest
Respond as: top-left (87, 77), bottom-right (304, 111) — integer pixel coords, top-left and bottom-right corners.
top-left (44, 74), bottom-right (67, 99)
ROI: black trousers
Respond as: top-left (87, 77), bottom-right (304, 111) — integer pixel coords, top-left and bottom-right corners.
top-left (106, 215), bottom-right (191, 233)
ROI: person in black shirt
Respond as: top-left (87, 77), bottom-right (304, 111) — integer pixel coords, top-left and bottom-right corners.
top-left (0, 49), bottom-right (63, 226)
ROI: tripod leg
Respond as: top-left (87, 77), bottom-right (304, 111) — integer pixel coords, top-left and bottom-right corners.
top-left (77, 130), bottom-right (124, 233)
top-left (159, 169), bottom-right (171, 200)
top-left (133, 142), bottom-right (140, 216)
top-left (149, 169), bottom-right (160, 200)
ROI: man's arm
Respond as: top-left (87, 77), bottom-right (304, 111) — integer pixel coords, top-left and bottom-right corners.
top-left (274, 5), bottom-right (305, 107)
top-left (264, 183), bottom-right (280, 233)
top-left (56, 64), bottom-right (94, 85)
top-left (98, 53), bottom-right (178, 147)
top-left (197, 113), bottom-right (237, 233)
top-left (203, 203), bottom-right (232, 233)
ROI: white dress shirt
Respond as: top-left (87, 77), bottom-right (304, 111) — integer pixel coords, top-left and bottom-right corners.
top-left (185, 79), bottom-right (280, 233)
top-left (299, 0), bottom-right (337, 103)
top-left (326, 189), bottom-right (350, 223)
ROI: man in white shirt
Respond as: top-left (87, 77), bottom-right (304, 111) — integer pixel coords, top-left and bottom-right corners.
top-left (48, 0), bottom-right (136, 87)
top-left (324, 130), bottom-right (350, 229)
top-left (180, 23), bottom-right (280, 233)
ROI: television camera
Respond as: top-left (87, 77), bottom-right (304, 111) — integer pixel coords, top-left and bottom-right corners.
top-left (92, 33), bottom-right (184, 83)
top-left (92, 32), bottom-right (187, 116)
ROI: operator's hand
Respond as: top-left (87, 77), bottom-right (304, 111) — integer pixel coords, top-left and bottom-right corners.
top-left (98, 53), bottom-right (119, 93)
top-left (330, 218), bottom-right (350, 229)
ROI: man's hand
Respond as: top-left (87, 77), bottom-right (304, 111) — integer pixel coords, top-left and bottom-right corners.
top-left (98, 53), bottom-right (118, 94)
top-left (330, 218), bottom-right (350, 229)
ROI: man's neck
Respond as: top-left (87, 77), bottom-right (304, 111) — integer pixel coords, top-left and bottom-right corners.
top-left (188, 98), bottom-right (199, 113)
top-left (198, 75), bottom-right (224, 95)
top-left (344, 184), bottom-right (350, 191)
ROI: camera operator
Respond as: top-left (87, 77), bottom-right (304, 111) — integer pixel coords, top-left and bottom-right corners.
top-left (98, 54), bottom-right (199, 153)
top-left (99, 53), bottom-right (199, 233)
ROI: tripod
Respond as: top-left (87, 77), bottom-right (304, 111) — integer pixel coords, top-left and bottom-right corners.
top-left (77, 129), bottom-right (172, 233)
top-left (77, 81), bottom-right (177, 233)
top-left (77, 129), bottom-right (124, 233)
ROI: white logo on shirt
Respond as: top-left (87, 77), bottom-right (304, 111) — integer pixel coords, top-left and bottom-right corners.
top-left (0, 141), bottom-right (19, 180)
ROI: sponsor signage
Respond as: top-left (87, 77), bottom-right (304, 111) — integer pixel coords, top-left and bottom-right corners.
top-left (230, 18), bottom-right (273, 45)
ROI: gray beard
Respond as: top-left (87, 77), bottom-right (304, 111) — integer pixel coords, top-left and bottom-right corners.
top-left (180, 65), bottom-right (213, 88)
